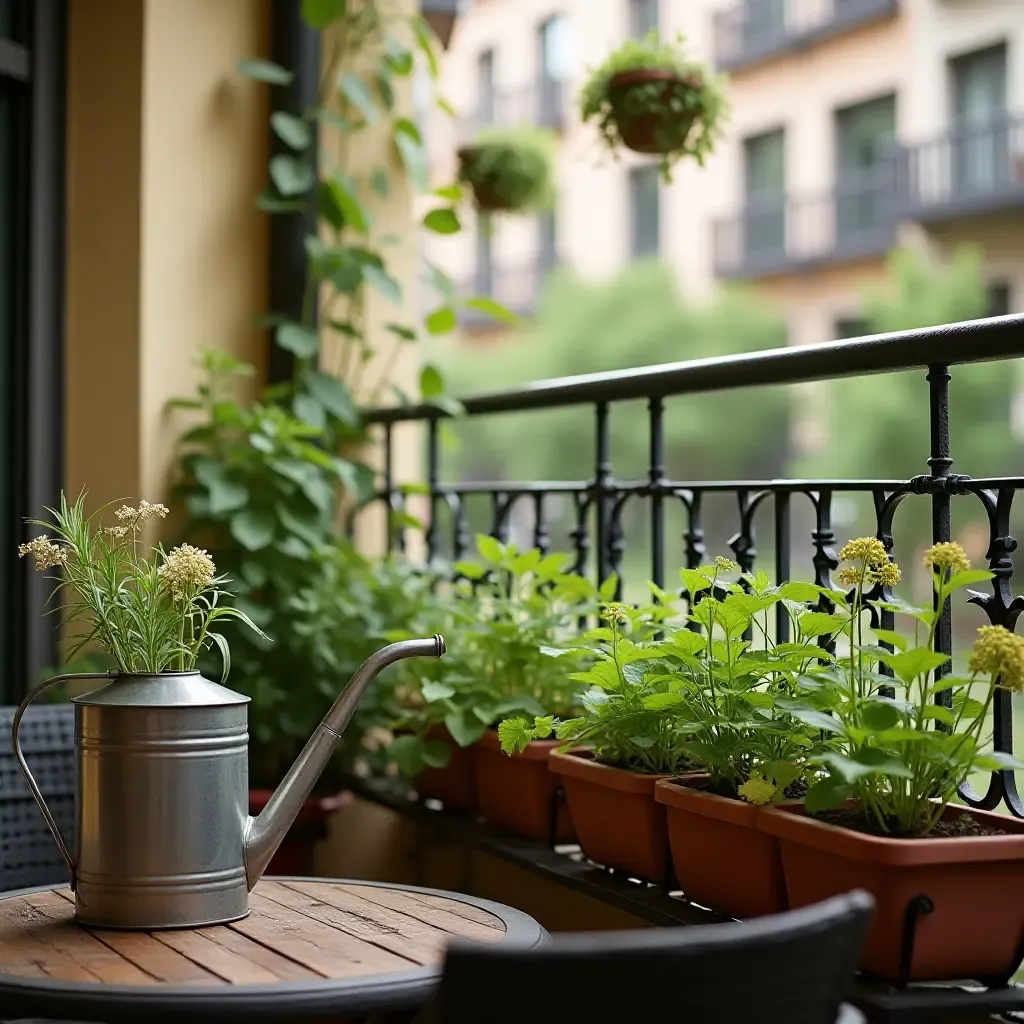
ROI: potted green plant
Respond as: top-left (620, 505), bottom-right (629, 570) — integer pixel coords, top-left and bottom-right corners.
top-left (500, 596), bottom-right (696, 884)
top-left (758, 538), bottom-right (1024, 982)
top-left (423, 535), bottom-right (596, 841)
top-left (579, 31), bottom-right (727, 181)
top-left (457, 125), bottom-right (557, 213)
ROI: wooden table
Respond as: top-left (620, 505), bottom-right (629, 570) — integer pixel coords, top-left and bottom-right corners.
top-left (0, 876), bottom-right (546, 1022)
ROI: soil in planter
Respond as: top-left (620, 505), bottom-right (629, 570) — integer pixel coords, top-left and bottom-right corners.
top-left (814, 808), bottom-right (1010, 839)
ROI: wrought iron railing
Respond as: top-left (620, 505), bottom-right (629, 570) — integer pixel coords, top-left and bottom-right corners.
top-left (713, 0), bottom-right (899, 73)
top-left (895, 114), bottom-right (1024, 222)
top-left (366, 313), bottom-right (1024, 818)
top-left (712, 173), bottom-right (898, 278)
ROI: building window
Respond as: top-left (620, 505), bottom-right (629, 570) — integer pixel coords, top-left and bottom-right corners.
top-left (0, 0), bottom-right (65, 701)
top-left (835, 93), bottom-right (896, 241)
top-left (474, 215), bottom-right (493, 296)
top-left (629, 165), bottom-right (660, 259)
top-left (538, 15), bottom-right (570, 128)
top-left (538, 208), bottom-right (557, 274)
top-left (743, 0), bottom-right (786, 51)
top-left (986, 282), bottom-right (1012, 317)
top-left (477, 48), bottom-right (495, 125)
top-left (834, 316), bottom-right (869, 340)
top-left (629, 0), bottom-right (658, 38)
top-left (743, 128), bottom-right (786, 257)
top-left (951, 43), bottom-right (1008, 194)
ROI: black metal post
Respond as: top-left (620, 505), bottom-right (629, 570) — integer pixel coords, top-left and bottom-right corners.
top-left (648, 397), bottom-right (665, 591)
top-left (774, 491), bottom-right (791, 642)
top-left (927, 364), bottom-right (952, 693)
top-left (594, 402), bottom-right (611, 587)
top-left (425, 417), bottom-right (439, 563)
top-left (267, 1), bottom-right (319, 386)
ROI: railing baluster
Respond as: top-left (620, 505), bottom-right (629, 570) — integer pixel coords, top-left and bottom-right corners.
top-left (927, 363), bottom-right (953, 700)
top-left (571, 493), bottom-right (590, 579)
top-left (649, 397), bottom-right (665, 591)
top-left (594, 402), bottom-right (611, 587)
top-left (383, 422), bottom-right (403, 554)
top-left (452, 493), bottom-right (469, 563)
top-left (774, 490), bottom-right (791, 642)
top-left (532, 493), bottom-right (549, 555)
top-left (425, 417), bottom-right (439, 564)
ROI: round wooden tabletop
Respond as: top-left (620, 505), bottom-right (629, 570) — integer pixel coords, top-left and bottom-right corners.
top-left (0, 876), bottom-right (547, 1021)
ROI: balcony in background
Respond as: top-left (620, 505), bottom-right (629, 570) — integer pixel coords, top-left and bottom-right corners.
top-left (458, 256), bottom-right (563, 328)
top-left (713, 174), bottom-right (898, 279)
top-left (713, 0), bottom-right (899, 74)
top-left (895, 114), bottom-right (1024, 224)
top-left (459, 80), bottom-right (567, 143)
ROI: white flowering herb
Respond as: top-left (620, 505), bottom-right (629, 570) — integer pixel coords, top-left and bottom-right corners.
top-left (21, 492), bottom-right (267, 678)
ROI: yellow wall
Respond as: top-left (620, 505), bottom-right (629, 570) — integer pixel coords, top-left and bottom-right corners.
top-left (65, 0), bottom-right (268, 511)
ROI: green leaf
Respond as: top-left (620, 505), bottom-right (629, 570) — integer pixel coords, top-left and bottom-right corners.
top-left (953, 693), bottom-right (986, 720)
top-left (444, 711), bottom-right (488, 747)
top-left (778, 581), bottom-right (819, 603)
top-left (873, 627), bottom-right (909, 652)
top-left (270, 111), bottom-right (311, 150)
top-left (371, 167), bottom-right (389, 198)
top-left (860, 698), bottom-right (901, 731)
top-left (974, 750), bottom-right (1024, 772)
top-left (425, 306), bottom-right (457, 335)
top-left (230, 509), bottom-right (275, 551)
top-left (945, 569), bottom-right (995, 590)
top-left (412, 15), bottom-right (440, 79)
top-left (339, 72), bottom-right (378, 124)
top-left (422, 739), bottom-right (451, 769)
top-left (321, 175), bottom-right (371, 234)
top-left (384, 35), bottom-right (414, 76)
top-left (237, 58), bottom-right (293, 85)
top-left (389, 734), bottom-right (425, 776)
top-left (394, 126), bottom-right (428, 189)
top-left (301, 0), bottom-right (346, 29)
top-left (256, 190), bottom-right (306, 214)
top-left (680, 567), bottom-right (712, 598)
top-left (805, 777), bottom-right (852, 813)
top-left (423, 208), bottom-right (461, 234)
top-left (362, 263), bottom-right (402, 305)
top-left (497, 718), bottom-right (533, 755)
top-left (275, 502), bottom-right (324, 547)
top-left (643, 692), bottom-right (683, 710)
top-left (454, 560), bottom-right (485, 579)
top-left (376, 70), bottom-right (395, 110)
top-left (434, 184), bottom-right (464, 202)
top-left (922, 704), bottom-right (956, 726)
top-left (598, 573), bottom-right (619, 601)
top-left (420, 364), bottom-right (444, 399)
top-left (476, 534), bottom-right (503, 563)
top-left (880, 647), bottom-right (950, 684)
top-left (791, 708), bottom-right (843, 734)
top-left (305, 371), bottom-right (358, 425)
top-left (386, 322), bottom-right (417, 342)
top-left (798, 611), bottom-right (848, 639)
top-left (292, 393), bottom-right (326, 431)
top-left (269, 155), bottom-right (314, 196)
top-left (421, 680), bottom-right (455, 702)
top-left (276, 323), bottom-right (318, 358)
top-left (463, 296), bottom-right (519, 324)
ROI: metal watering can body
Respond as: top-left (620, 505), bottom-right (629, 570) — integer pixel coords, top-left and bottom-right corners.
top-left (12, 636), bottom-right (445, 929)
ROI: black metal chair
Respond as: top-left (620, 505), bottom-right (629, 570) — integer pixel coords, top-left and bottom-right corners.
top-left (0, 703), bottom-right (78, 1024)
top-left (436, 889), bottom-right (873, 1024)
top-left (0, 702), bottom-right (76, 892)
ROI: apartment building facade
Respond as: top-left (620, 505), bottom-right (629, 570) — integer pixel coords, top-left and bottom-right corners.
top-left (427, 0), bottom-right (1024, 343)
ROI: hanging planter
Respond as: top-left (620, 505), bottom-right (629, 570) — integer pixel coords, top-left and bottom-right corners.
top-left (580, 32), bottom-right (727, 181)
top-left (655, 776), bottom-right (790, 918)
top-left (759, 802), bottom-right (1024, 982)
top-left (457, 126), bottom-right (557, 214)
top-left (551, 749), bottom-right (676, 884)
top-left (472, 730), bottom-right (575, 843)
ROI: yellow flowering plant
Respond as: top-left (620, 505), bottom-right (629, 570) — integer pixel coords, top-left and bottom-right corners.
top-left (20, 492), bottom-right (267, 679)
top-left (802, 537), bottom-right (1024, 836)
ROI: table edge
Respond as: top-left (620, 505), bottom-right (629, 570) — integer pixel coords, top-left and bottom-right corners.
top-left (0, 875), bottom-right (549, 1018)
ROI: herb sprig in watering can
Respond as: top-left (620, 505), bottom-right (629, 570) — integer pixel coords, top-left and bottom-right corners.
top-left (13, 493), bottom-right (444, 929)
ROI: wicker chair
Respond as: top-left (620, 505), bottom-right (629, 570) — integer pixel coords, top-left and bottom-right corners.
top-left (436, 889), bottom-right (874, 1024)
top-left (0, 702), bottom-right (78, 1024)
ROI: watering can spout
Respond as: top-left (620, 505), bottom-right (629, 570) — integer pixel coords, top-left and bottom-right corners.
top-left (243, 635), bottom-right (445, 887)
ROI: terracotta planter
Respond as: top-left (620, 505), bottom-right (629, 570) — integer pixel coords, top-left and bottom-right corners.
top-left (759, 803), bottom-right (1024, 982)
top-left (551, 749), bottom-right (672, 883)
top-left (655, 777), bottom-right (788, 918)
top-left (414, 727), bottom-right (477, 812)
top-left (248, 789), bottom-right (349, 877)
top-left (457, 145), bottom-right (511, 212)
top-left (607, 69), bottom-right (701, 155)
top-left (471, 730), bottom-right (575, 843)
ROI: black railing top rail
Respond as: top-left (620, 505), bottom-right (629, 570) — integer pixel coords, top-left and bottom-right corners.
top-left (367, 313), bottom-right (1024, 424)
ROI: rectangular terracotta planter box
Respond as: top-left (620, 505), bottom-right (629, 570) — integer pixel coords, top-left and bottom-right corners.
top-left (551, 749), bottom-right (672, 884)
top-left (472, 730), bottom-right (575, 843)
top-left (413, 727), bottom-right (477, 812)
top-left (655, 776), bottom-right (788, 918)
top-left (759, 802), bottom-right (1024, 982)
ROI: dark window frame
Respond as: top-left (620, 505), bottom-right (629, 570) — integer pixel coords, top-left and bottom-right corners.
top-left (628, 0), bottom-right (659, 39)
top-left (0, 0), bottom-right (66, 702)
top-left (628, 163), bottom-right (661, 259)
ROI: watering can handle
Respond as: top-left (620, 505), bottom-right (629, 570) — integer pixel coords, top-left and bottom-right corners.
top-left (11, 671), bottom-right (116, 891)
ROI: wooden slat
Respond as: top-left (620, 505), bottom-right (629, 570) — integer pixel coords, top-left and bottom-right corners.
top-left (22, 890), bottom-right (156, 984)
top-left (337, 884), bottom-right (504, 941)
top-left (153, 928), bottom-right (284, 984)
top-left (91, 931), bottom-right (224, 985)
top-left (0, 935), bottom-right (48, 978)
top-left (399, 888), bottom-right (508, 930)
top-left (191, 925), bottom-right (323, 981)
top-left (261, 880), bottom-right (446, 966)
top-left (0, 896), bottom-right (104, 982)
top-left (230, 892), bottom-right (417, 979)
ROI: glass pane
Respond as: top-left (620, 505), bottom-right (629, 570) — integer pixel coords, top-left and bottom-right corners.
top-left (952, 46), bottom-right (1008, 193)
top-left (744, 130), bottom-right (785, 255)
top-left (538, 208), bottom-right (556, 273)
top-left (477, 50), bottom-right (494, 123)
top-left (835, 94), bottom-right (896, 237)
top-left (474, 216), bottom-right (493, 294)
top-left (539, 16), bottom-right (572, 81)
top-left (629, 166), bottom-right (660, 258)
top-left (744, 0), bottom-right (786, 49)
top-left (629, 0), bottom-right (659, 39)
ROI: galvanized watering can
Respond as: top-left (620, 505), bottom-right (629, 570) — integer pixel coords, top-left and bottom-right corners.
top-left (11, 635), bottom-right (445, 929)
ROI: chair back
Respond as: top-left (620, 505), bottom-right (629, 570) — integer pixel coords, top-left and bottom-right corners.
top-left (0, 703), bottom-right (75, 891)
top-left (436, 890), bottom-right (874, 1024)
